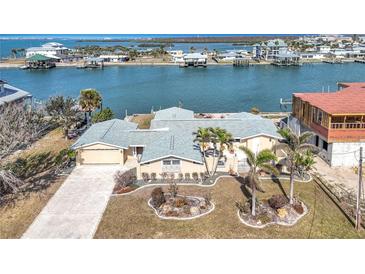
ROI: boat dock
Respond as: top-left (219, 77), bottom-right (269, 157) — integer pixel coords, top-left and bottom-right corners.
top-left (233, 58), bottom-right (250, 67)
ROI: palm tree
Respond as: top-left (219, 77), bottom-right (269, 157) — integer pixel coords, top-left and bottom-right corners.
top-left (276, 127), bottom-right (316, 204)
top-left (193, 127), bottom-right (212, 175)
top-left (79, 89), bottom-right (102, 125)
top-left (239, 147), bottom-right (279, 216)
top-left (211, 128), bottom-right (233, 174)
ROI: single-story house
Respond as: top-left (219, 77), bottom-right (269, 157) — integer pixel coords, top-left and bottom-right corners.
top-left (71, 107), bottom-right (281, 178)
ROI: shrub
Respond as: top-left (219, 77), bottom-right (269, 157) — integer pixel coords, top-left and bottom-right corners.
top-left (178, 173), bottom-right (184, 181)
top-left (293, 202), bottom-right (304, 214)
top-left (174, 197), bottom-right (187, 208)
top-left (250, 107), bottom-right (260, 114)
top-left (150, 187), bottom-right (165, 208)
top-left (184, 173), bottom-right (190, 180)
top-left (169, 173), bottom-right (175, 180)
top-left (235, 201), bottom-right (250, 214)
top-left (160, 172), bottom-right (168, 181)
top-left (168, 180), bottom-right (178, 197)
top-left (199, 172), bottom-right (205, 180)
top-left (142, 172), bottom-right (149, 183)
top-left (150, 173), bottom-right (157, 181)
top-left (91, 107), bottom-right (114, 123)
top-left (268, 194), bottom-right (289, 210)
top-left (114, 170), bottom-right (136, 189)
top-left (257, 213), bottom-right (271, 224)
top-left (204, 192), bottom-right (212, 206)
top-left (192, 172), bottom-right (199, 181)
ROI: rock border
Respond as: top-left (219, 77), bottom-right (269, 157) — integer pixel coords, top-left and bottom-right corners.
top-left (237, 202), bottom-right (309, 229)
top-left (147, 196), bottom-right (215, 221)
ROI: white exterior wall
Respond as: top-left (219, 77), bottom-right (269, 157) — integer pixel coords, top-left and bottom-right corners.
top-left (329, 142), bottom-right (365, 167)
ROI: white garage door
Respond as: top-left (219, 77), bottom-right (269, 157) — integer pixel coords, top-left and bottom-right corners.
top-left (80, 149), bottom-right (121, 164)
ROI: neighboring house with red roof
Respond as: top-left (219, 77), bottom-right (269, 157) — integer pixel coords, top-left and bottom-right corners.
top-left (287, 82), bottom-right (365, 167)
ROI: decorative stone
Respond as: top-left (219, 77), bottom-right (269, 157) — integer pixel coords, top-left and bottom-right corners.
top-left (277, 208), bottom-right (288, 219)
top-left (199, 200), bottom-right (207, 209)
top-left (161, 204), bottom-right (173, 214)
top-left (190, 206), bottom-right (201, 216)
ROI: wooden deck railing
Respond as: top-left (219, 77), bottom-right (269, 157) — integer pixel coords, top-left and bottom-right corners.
top-left (330, 122), bottom-right (365, 129)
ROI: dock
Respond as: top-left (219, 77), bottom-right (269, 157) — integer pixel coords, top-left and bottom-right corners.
top-left (323, 59), bottom-right (344, 64)
top-left (233, 58), bottom-right (250, 67)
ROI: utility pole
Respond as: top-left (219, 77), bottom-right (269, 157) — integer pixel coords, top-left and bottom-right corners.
top-left (356, 147), bottom-right (363, 230)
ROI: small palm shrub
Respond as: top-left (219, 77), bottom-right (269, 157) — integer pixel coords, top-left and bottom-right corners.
top-left (151, 187), bottom-right (165, 208)
top-left (192, 172), bottom-right (199, 181)
top-left (184, 173), bottom-right (190, 180)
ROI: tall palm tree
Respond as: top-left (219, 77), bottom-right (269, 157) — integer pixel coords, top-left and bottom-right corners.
top-left (240, 147), bottom-right (279, 216)
top-left (193, 127), bottom-right (212, 175)
top-left (211, 127), bottom-right (233, 174)
top-left (79, 89), bottom-right (102, 125)
top-left (276, 127), bottom-right (316, 204)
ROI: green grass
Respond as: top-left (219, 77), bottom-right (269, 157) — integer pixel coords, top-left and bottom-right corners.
top-left (95, 177), bottom-right (365, 239)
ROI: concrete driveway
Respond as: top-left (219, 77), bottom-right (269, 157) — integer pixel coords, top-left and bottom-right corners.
top-left (22, 165), bottom-right (122, 239)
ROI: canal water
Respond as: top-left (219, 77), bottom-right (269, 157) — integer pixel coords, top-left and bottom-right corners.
top-left (0, 63), bottom-right (364, 117)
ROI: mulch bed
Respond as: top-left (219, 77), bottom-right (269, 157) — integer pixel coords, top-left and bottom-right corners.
top-left (238, 199), bottom-right (308, 228)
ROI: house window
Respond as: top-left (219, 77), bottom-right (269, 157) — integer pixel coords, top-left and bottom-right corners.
top-left (172, 160), bottom-right (180, 165)
top-left (162, 158), bottom-right (181, 172)
top-left (162, 160), bottom-right (171, 165)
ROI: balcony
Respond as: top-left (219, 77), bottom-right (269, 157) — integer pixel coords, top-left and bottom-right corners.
top-left (330, 122), bottom-right (365, 130)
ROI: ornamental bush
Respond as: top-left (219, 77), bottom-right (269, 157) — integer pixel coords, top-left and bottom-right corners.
top-left (268, 194), bottom-right (289, 210)
top-left (151, 187), bottom-right (165, 208)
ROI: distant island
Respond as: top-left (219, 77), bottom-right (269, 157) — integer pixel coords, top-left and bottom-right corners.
top-left (76, 35), bottom-right (300, 44)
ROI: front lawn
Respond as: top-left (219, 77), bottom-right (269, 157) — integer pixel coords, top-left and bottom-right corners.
top-left (95, 177), bottom-right (365, 239)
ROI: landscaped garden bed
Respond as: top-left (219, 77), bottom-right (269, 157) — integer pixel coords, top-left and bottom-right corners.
top-left (148, 186), bottom-right (214, 220)
top-left (236, 194), bottom-right (308, 228)
top-left (112, 169), bottom-right (228, 195)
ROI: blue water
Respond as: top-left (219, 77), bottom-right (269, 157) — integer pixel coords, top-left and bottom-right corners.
top-left (0, 63), bottom-right (364, 117)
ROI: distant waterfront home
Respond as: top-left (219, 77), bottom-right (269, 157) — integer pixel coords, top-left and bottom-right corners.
top-left (182, 53), bottom-right (208, 67)
top-left (167, 50), bottom-right (184, 63)
top-left (25, 42), bottom-right (70, 59)
top-left (299, 52), bottom-right (325, 60)
top-left (99, 55), bottom-right (129, 63)
top-left (272, 52), bottom-right (300, 66)
top-left (71, 107), bottom-right (281, 179)
top-left (286, 82), bottom-right (365, 167)
top-left (0, 80), bottom-right (32, 106)
top-left (252, 39), bottom-right (288, 60)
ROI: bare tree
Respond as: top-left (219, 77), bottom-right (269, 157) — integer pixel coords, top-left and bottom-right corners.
top-left (0, 103), bottom-right (47, 159)
top-left (46, 96), bottom-right (80, 138)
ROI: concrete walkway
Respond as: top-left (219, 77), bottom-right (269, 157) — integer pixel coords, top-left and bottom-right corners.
top-left (22, 165), bottom-right (122, 239)
top-left (314, 157), bottom-right (359, 191)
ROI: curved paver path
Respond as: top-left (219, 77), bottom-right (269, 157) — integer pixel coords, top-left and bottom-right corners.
top-left (22, 165), bottom-right (121, 239)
